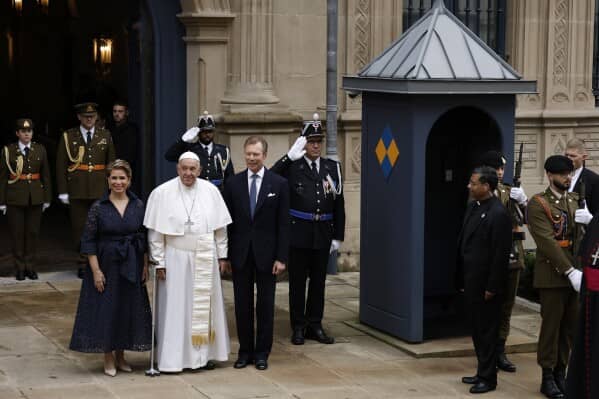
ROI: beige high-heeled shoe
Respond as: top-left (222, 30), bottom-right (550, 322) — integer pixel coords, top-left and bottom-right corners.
top-left (116, 361), bottom-right (132, 372)
top-left (104, 354), bottom-right (117, 377)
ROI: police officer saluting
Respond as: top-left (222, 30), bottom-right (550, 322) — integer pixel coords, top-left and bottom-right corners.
top-left (527, 155), bottom-right (592, 398)
top-left (165, 111), bottom-right (234, 191)
top-left (271, 113), bottom-right (345, 345)
top-left (56, 102), bottom-right (116, 278)
top-left (0, 119), bottom-right (52, 280)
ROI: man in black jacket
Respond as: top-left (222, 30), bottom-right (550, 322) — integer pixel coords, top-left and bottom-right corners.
top-left (165, 111), bottom-right (234, 192)
top-left (565, 138), bottom-right (599, 214)
top-left (107, 100), bottom-right (141, 194)
top-left (457, 166), bottom-right (512, 394)
top-left (223, 136), bottom-right (289, 371)
top-left (271, 113), bottom-right (345, 346)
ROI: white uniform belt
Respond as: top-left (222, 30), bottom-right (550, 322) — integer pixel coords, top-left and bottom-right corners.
top-left (166, 233), bottom-right (201, 252)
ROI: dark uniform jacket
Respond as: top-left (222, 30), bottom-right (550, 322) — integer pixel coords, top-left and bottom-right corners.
top-left (0, 142), bottom-right (52, 206)
top-left (496, 182), bottom-right (526, 270)
top-left (572, 167), bottom-right (599, 214)
top-left (527, 188), bottom-right (581, 288)
top-left (56, 127), bottom-right (116, 199)
top-left (456, 196), bottom-right (512, 301)
top-left (164, 140), bottom-right (234, 187)
top-left (271, 155), bottom-right (345, 250)
top-left (108, 121), bottom-right (139, 169)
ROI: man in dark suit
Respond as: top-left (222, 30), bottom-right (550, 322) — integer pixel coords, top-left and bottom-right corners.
top-left (106, 100), bottom-right (141, 194)
top-left (223, 135), bottom-right (289, 371)
top-left (271, 113), bottom-right (345, 345)
top-left (165, 111), bottom-right (234, 192)
top-left (565, 138), bottom-right (599, 214)
top-left (457, 166), bottom-right (512, 394)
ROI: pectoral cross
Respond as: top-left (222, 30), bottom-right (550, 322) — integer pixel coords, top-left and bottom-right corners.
top-left (185, 218), bottom-right (194, 232)
top-left (592, 246), bottom-right (599, 266)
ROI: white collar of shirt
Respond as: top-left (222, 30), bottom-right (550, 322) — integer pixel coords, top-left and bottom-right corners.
top-left (18, 141), bottom-right (31, 152)
top-left (248, 167), bottom-right (265, 197)
top-left (304, 156), bottom-right (320, 172)
top-left (80, 126), bottom-right (96, 143)
top-left (568, 167), bottom-right (583, 192)
top-left (203, 142), bottom-right (213, 155)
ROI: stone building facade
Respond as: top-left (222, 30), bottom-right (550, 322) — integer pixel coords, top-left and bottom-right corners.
top-left (176, 0), bottom-right (599, 270)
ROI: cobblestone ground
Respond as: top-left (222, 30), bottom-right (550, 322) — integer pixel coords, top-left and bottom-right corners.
top-left (0, 272), bottom-right (547, 399)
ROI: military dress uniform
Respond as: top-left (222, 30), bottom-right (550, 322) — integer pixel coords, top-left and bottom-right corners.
top-left (56, 106), bottom-right (115, 270)
top-left (164, 111), bottom-right (234, 191)
top-left (528, 182), bottom-right (581, 398)
top-left (271, 115), bottom-right (345, 344)
top-left (0, 122), bottom-right (52, 280)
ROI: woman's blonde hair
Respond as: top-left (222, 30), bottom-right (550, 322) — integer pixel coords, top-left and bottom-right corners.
top-left (106, 159), bottom-right (132, 179)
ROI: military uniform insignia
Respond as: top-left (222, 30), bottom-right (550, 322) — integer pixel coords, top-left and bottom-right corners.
top-left (98, 138), bottom-right (107, 145)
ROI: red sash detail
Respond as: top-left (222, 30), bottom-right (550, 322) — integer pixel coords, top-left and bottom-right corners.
top-left (584, 267), bottom-right (599, 292)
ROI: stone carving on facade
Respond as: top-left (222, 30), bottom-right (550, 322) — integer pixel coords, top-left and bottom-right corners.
top-left (354, 0), bottom-right (371, 73)
top-left (552, 92), bottom-right (569, 103)
top-left (551, 132), bottom-right (569, 155)
top-left (351, 139), bottom-right (362, 174)
top-left (552, 0), bottom-right (569, 88)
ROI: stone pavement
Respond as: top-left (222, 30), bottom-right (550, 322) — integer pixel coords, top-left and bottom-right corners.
top-left (0, 272), bottom-right (547, 399)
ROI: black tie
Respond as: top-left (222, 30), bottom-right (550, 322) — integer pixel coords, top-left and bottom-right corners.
top-left (311, 161), bottom-right (318, 177)
top-left (203, 145), bottom-right (210, 156)
top-left (86, 131), bottom-right (92, 147)
top-left (24, 147), bottom-right (30, 157)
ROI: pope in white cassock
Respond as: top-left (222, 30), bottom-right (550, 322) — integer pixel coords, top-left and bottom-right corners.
top-left (144, 151), bottom-right (232, 372)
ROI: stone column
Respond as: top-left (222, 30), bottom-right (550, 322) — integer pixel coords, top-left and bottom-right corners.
top-left (508, 0), bottom-right (599, 194)
top-left (221, 0), bottom-right (280, 109)
top-left (178, 1), bottom-right (235, 126)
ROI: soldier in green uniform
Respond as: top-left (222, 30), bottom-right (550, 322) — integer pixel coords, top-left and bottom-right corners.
top-left (0, 119), bottom-right (52, 280)
top-left (527, 155), bottom-right (591, 399)
top-left (478, 151), bottom-right (527, 373)
top-left (56, 103), bottom-right (115, 278)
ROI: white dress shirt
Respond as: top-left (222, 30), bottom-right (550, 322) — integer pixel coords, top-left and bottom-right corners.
top-left (247, 166), bottom-right (265, 204)
top-left (18, 141), bottom-right (31, 154)
top-left (202, 142), bottom-right (213, 156)
top-left (303, 156), bottom-right (321, 173)
top-left (569, 166), bottom-right (583, 193)
top-left (79, 126), bottom-right (96, 143)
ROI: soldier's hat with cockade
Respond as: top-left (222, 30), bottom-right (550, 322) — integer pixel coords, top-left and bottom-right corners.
top-left (301, 113), bottom-right (324, 140)
top-left (15, 118), bottom-right (34, 130)
top-left (197, 111), bottom-right (215, 132)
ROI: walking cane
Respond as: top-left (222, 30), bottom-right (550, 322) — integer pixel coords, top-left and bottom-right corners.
top-left (145, 263), bottom-right (160, 377)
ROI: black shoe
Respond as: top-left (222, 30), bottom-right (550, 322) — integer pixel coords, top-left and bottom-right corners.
top-left (461, 375), bottom-right (479, 384)
top-left (553, 369), bottom-right (566, 395)
top-left (255, 359), bottom-right (268, 370)
top-left (291, 328), bottom-right (305, 345)
top-left (201, 360), bottom-right (216, 370)
top-left (25, 270), bottom-right (38, 280)
top-left (77, 267), bottom-right (85, 279)
top-left (16, 270), bottom-right (25, 281)
top-left (497, 353), bottom-right (516, 372)
top-left (305, 327), bottom-right (335, 344)
top-left (540, 369), bottom-right (564, 399)
top-left (233, 357), bottom-right (252, 369)
top-left (469, 381), bottom-right (496, 394)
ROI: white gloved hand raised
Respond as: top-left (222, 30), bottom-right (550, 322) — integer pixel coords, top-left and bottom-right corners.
top-left (287, 136), bottom-right (307, 161)
top-left (575, 206), bottom-right (593, 225)
top-left (509, 186), bottom-right (528, 205)
top-left (42, 203), bottom-right (50, 212)
top-left (329, 239), bottom-right (341, 254)
top-left (181, 126), bottom-right (200, 143)
top-left (58, 193), bottom-right (69, 205)
top-left (566, 268), bottom-right (583, 292)
top-left (0, 205), bottom-right (6, 215)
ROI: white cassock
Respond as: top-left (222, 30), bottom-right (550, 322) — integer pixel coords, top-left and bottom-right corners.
top-left (144, 177), bottom-right (232, 372)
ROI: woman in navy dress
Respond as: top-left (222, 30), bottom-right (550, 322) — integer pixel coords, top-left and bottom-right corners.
top-left (70, 160), bottom-right (152, 376)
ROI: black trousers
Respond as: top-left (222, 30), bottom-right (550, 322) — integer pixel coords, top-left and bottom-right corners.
top-left (468, 295), bottom-right (503, 386)
top-left (288, 247), bottom-right (330, 330)
top-left (232, 251), bottom-right (276, 361)
top-left (7, 204), bottom-right (42, 272)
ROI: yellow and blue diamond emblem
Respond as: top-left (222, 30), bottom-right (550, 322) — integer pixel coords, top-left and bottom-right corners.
top-left (375, 126), bottom-right (399, 180)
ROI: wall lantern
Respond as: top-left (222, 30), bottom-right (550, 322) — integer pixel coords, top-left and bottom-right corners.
top-left (38, 0), bottom-right (49, 12)
top-left (13, 0), bottom-right (23, 14)
top-left (93, 38), bottom-right (113, 65)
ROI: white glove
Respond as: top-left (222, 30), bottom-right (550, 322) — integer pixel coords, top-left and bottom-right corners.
top-left (58, 193), bottom-right (69, 205)
top-left (575, 206), bottom-right (593, 225)
top-left (0, 205), bottom-right (6, 215)
top-left (287, 136), bottom-right (307, 161)
top-left (329, 239), bottom-right (341, 254)
top-left (509, 187), bottom-right (528, 205)
top-left (566, 268), bottom-right (583, 292)
top-left (181, 126), bottom-right (200, 143)
top-left (42, 203), bottom-right (50, 212)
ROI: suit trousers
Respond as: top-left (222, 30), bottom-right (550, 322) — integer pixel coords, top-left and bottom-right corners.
top-left (69, 199), bottom-right (95, 263)
top-left (498, 268), bottom-right (521, 342)
top-left (537, 287), bottom-right (579, 370)
top-left (7, 205), bottom-right (42, 272)
top-left (232, 250), bottom-right (276, 361)
top-left (288, 247), bottom-right (330, 330)
top-left (468, 295), bottom-right (503, 385)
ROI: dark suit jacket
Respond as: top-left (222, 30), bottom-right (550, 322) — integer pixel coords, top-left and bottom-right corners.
top-left (573, 167), bottom-right (599, 214)
top-left (456, 196), bottom-right (512, 302)
top-left (223, 168), bottom-right (290, 272)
